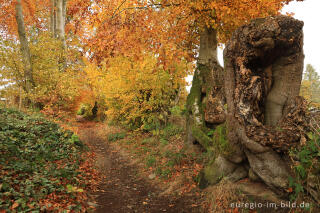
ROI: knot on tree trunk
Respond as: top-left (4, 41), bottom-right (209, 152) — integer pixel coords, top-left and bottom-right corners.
top-left (223, 15), bottom-right (308, 193)
top-left (224, 15), bottom-right (307, 153)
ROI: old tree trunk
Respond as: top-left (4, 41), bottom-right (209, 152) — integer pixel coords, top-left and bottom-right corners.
top-left (187, 16), bottom-right (313, 196)
top-left (186, 27), bottom-right (225, 150)
top-left (224, 15), bottom-right (307, 194)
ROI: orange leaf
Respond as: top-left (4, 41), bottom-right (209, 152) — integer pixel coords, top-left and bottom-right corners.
top-left (12, 202), bottom-right (19, 209)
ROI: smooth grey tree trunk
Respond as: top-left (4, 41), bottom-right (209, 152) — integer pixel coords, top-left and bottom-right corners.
top-left (50, 0), bottom-right (56, 35)
top-left (15, 0), bottom-right (34, 93)
top-left (56, 0), bottom-right (66, 48)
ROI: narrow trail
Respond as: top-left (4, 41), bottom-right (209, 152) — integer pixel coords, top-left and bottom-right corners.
top-left (78, 123), bottom-right (202, 213)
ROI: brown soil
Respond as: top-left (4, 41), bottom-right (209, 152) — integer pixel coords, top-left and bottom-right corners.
top-left (78, 123), bottom-right (203, 213)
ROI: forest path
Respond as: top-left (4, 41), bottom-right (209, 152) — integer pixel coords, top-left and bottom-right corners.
top-left (77, 122), bottom-right (201, 213)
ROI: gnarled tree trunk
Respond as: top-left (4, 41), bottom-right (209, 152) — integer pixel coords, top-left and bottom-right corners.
top-left (187, 27), bottom-right (249, 188)
top-left (223, 15), bottom-right (307, 194)
top-left (186, 27), bottom-right (225, 149)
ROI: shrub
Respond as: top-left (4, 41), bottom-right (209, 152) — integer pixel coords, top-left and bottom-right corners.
top-left (0, 108), bottom-right (90, 212)
top-left (107, 132), bottom-right (126, 142)
top-left (146, 155), bottom-right (157, 168)
top-left (169, 106), bottom-right (182, 116)
top-left (76, 103), bottom-right (93, 119)
top-left (289, 129), bottom-right (320, 202)
top-left (0, 32), bottom-right (82, 113)
top-left (161, 123), bottom-right (183, 139)
top-left (84, 54), bottom-right (189, 130)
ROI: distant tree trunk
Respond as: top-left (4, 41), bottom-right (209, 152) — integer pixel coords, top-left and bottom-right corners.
top-left (50, 0), bottom-right (56, 35)
top-left (223, 15), bottom-right (307, 194)
top-left (56, 0), bottom-right (66, 48)
top-left (50, 0), bottom-right (67, 71)
top-left (62, 0), bottom-right (67, 24)
top-left (186, 27), bottom-right (225, 148)
top-left (15, 0), bottom-right (34, 93)
top-left (19, 87), bottom-right (22, 110)
top-left (50, 0), bottom-right (66, 47)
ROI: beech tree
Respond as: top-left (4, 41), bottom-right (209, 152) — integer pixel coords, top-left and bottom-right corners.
top-left (70, 0), bottom-right (303, 147)
top-left (0, 0), bottom-right (82, 110)
top-left (222, 15), bottom-right (307, 193)
top-left (50, 0), bottom-right (67, 47)
top-left (15, 0), bottom-right (34, 93)
top-left (68, 1), bottom-right (312, 194)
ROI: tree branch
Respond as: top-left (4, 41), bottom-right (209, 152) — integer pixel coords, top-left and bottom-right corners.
top-left (110, 2), bottom-right (181, 19)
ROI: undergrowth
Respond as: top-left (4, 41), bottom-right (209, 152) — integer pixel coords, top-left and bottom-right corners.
top-left (288, 123), bottom-right (320, 210)
top-left (106, 120), bottom-right (203, 186)
top-left (0, 108), bottom-right (96, 212)
top-left (107, 132), bottom-right (126, 142)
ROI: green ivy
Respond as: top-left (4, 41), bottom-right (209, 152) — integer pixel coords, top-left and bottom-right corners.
top-left (289, 131), bottom-right (320, 201)
top-left (0, 108), bottom-right (87, 212)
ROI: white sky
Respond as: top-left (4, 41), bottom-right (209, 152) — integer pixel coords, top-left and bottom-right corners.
top-left (218, 0), bottom-right (320, 71)
top-left (282, 0), bottom-right (320, 73)
top-left (187, 0), bottom-right (320, 90)
top-left (12, 2), bottom-right (315, 92)
top-left (1, 1), bottom-right (319, 91)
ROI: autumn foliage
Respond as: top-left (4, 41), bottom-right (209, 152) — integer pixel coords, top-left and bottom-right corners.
top-left (0, 0), bottom-right (303, 120)
top-left (84, 54), bottom-right (190, 129)
top-left (0, 0), bottom-right (312, 211)
top-left (0, 108), bottom-right (99, 212)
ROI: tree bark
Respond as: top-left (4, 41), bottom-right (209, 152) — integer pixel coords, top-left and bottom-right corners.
top-left (15, 0), bottom-right (34, 93)
top-left (186, 27), bottom-right (225, 148)
top-left (223, 15), bottom-right (307, 194)
top-left (51, 0), bottom-right (67, 71)
top-left (186, 27), bottom-right (247, 188)
top-left (50, 0), bottom-right (56, 36)
top-left (56, 0), bottom-right (66, 48)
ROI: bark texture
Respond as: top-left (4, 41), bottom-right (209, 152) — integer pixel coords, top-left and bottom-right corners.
top-left (186, 27), bottom-right (225, 149)
top-left (224, 15), bottom-right (307, 194)
top-left (51, 0), bottom-right (67, 48)
top-left (50, 0), bottom-right (56, 34)
top-left (15, 0), bottom-right (34, 92)
top-left (186, 27), bottom-right (245, 188)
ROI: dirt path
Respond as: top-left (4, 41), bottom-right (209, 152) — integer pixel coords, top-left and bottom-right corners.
top-left (78, 123), bottom-right (202, 213)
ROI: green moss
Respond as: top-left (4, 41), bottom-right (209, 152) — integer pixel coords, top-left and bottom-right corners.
top-left (186, 68), bottom-right (202, 113)
top-left (198, 63), bottom-right (211, 79)
top-left (211, 124), bottom-right (234, 157)
top-left (204, 162), bottom-right (224, 185)
top-left (191, 125), bottom-right (213, 150)
top-left (186, 63), bottom-right (214, 132)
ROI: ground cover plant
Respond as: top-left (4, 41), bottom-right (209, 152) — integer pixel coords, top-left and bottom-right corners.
top-left (102, 119), bottom-right (206, 194)
top-left (1, 0), bottom-right (320, 212)
top-left (0, 108), bottom-right (97, 212)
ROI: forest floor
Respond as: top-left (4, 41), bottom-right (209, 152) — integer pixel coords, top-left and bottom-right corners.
top-left (73, 121), bottom-right (316, 213)
top-left (77, 121), bottom-right (206, 213)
